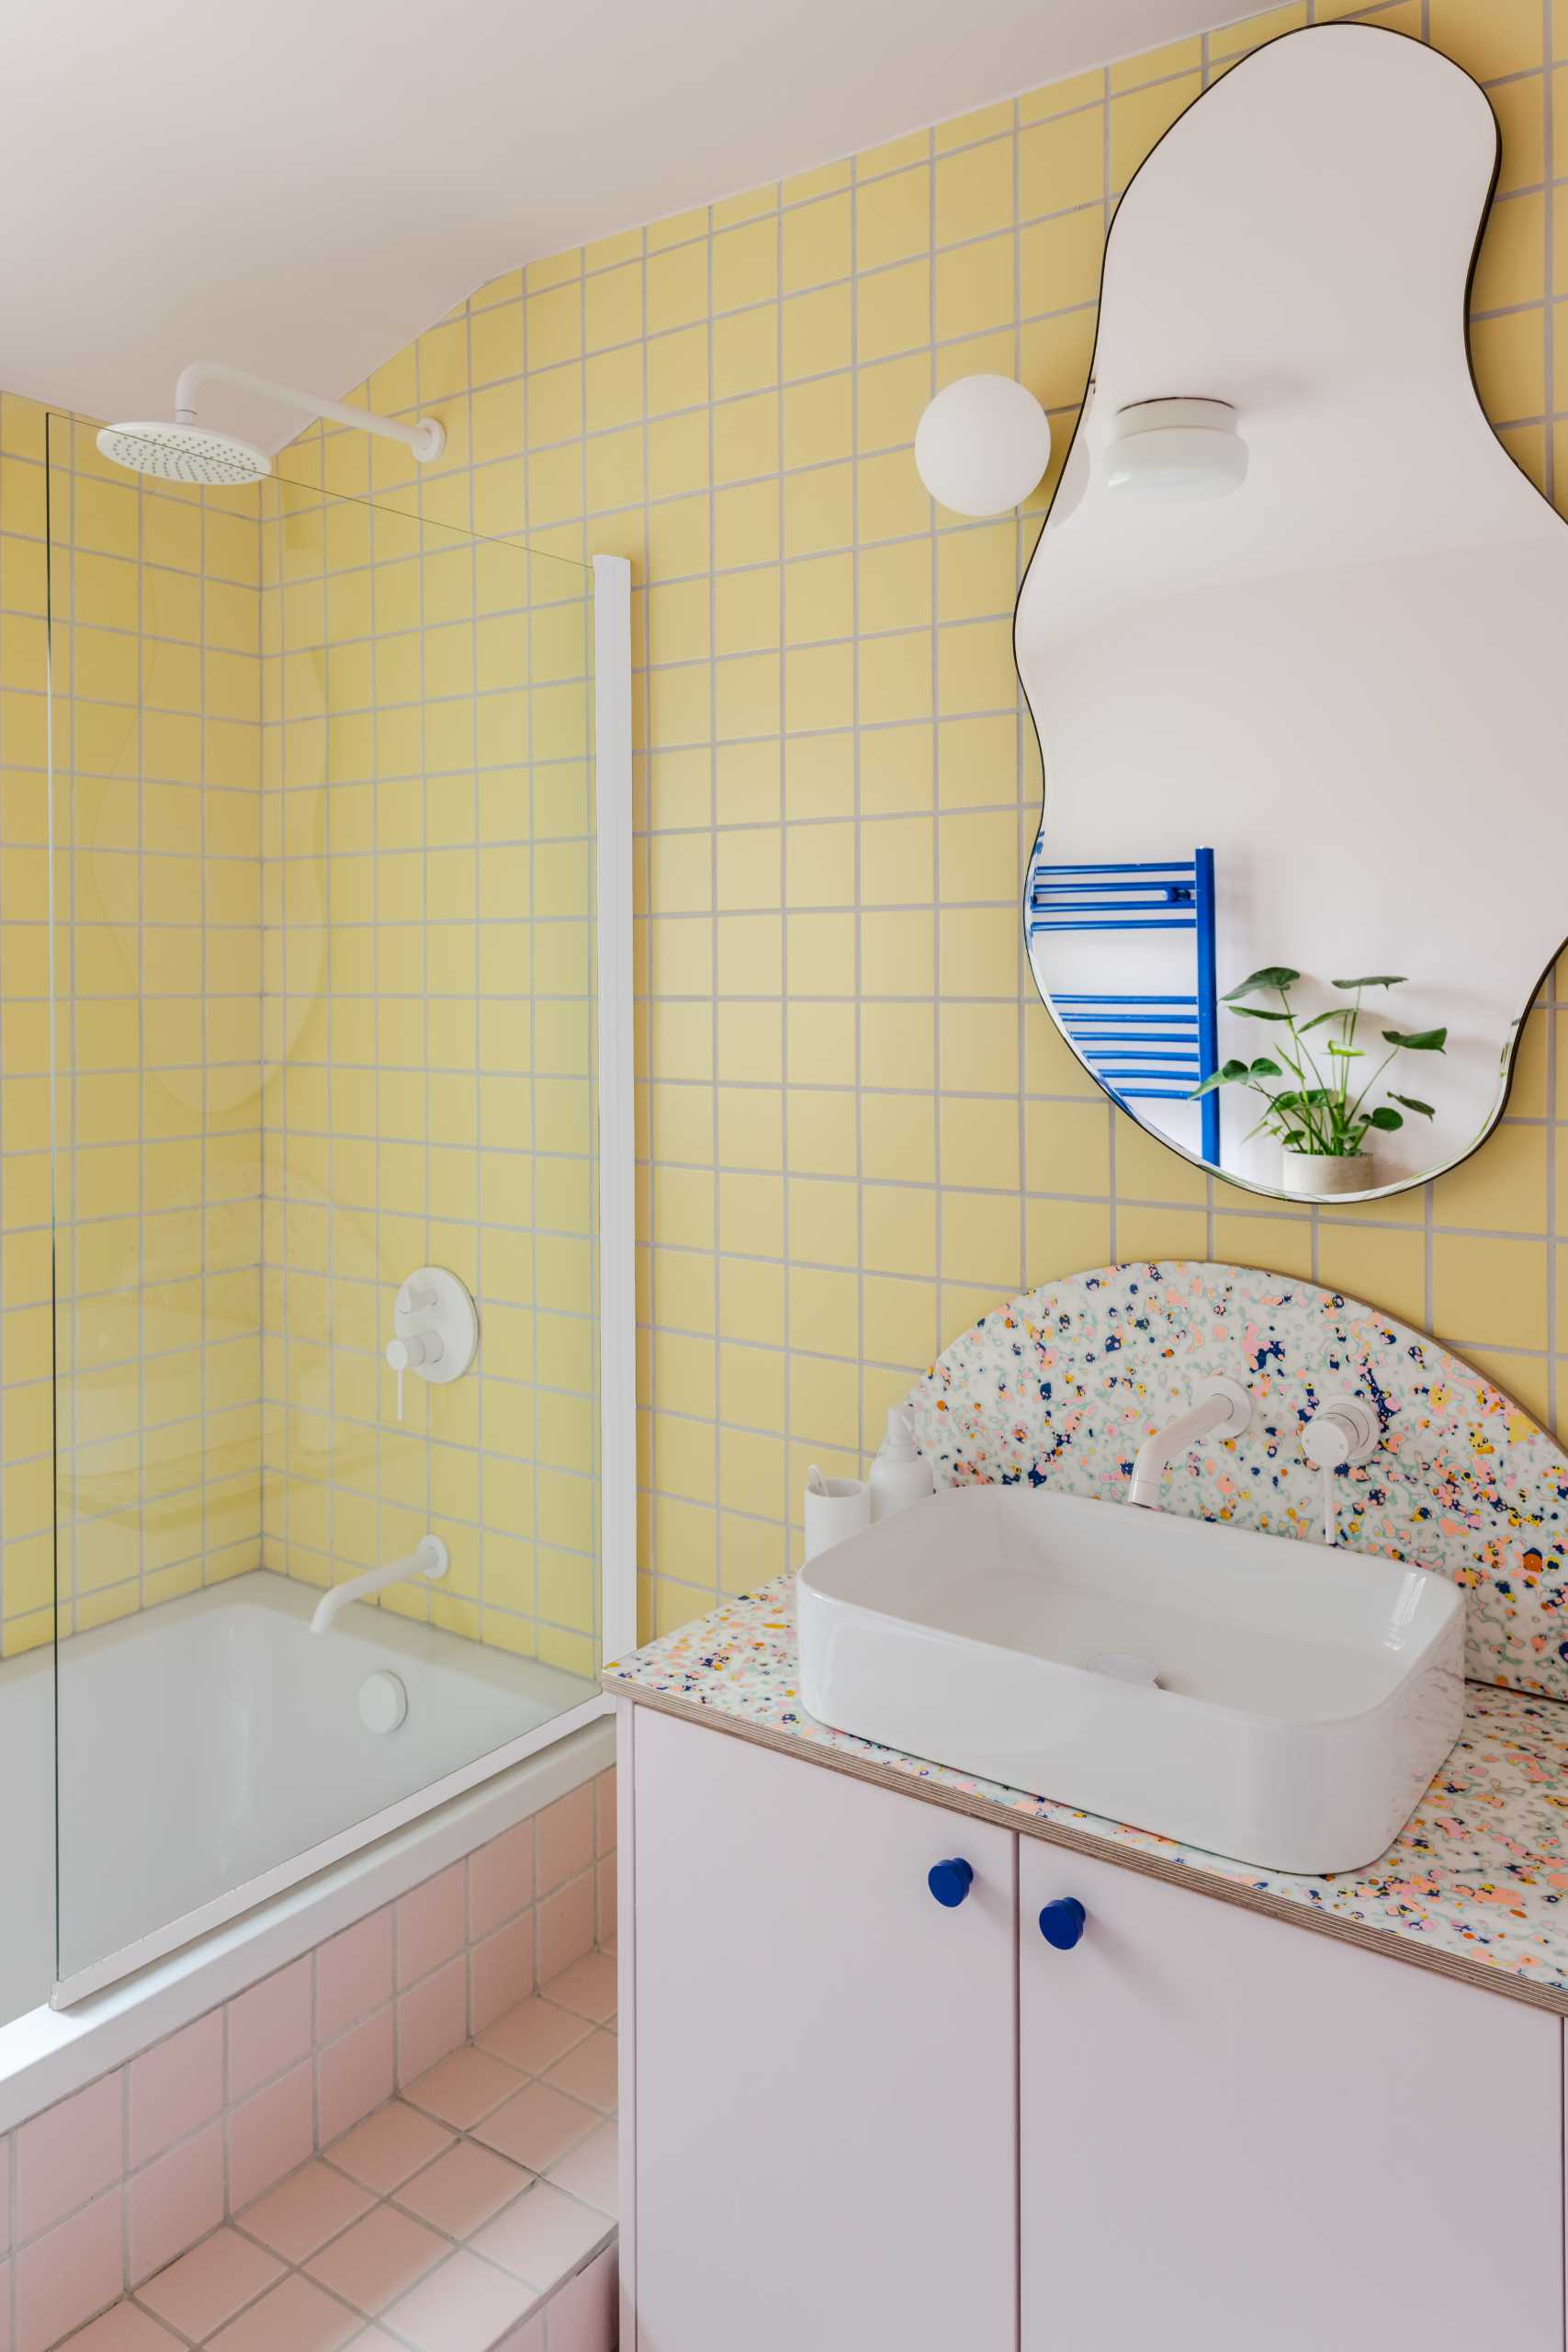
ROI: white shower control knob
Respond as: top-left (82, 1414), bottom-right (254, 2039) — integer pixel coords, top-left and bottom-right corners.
top-left (357, 1672), bottom-right (408, 1736)
top-left (389, 1267), bottom-right (478, 1388)
top-left (386, 1332), bottom-right (444, 1374)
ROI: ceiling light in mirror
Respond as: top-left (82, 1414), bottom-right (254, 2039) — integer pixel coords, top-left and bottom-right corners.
top-left (1104, 397), bottom-right (1248, 500)
top-left (914, 374), bottom-right (1051, 515)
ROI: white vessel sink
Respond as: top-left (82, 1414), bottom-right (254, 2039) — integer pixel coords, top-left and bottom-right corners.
top-left (796, 1485), bottom-right (1464, 1873)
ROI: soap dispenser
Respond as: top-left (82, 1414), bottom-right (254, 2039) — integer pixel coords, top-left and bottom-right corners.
top-left (869, 1405), bottom-right (935, 1521)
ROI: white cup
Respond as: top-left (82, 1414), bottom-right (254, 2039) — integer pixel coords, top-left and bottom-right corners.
top-left (803, 1476), bottom-right (872, 1561)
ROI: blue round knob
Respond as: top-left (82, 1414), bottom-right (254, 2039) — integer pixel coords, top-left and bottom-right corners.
top-left (1038, 1896), bottom-right (1087, 1950)
top-left (928, 1858), bottom-right (975, 1908)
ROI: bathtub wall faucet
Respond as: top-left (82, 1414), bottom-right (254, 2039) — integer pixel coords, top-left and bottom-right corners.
top-left (310, 1533), bottom-right (450, 1635)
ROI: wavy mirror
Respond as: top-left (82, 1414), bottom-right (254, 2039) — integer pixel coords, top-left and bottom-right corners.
top-left (1016, 22), bottom-right (1567, 1202)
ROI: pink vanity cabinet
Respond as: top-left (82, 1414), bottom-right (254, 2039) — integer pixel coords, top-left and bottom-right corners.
top-left (618, 1705), bottom-right (1564, 2352)
top-left (1020, 1842), bottom-right (1561, 2350)
top-left (620, 1703), bottom-right (1019, 2352)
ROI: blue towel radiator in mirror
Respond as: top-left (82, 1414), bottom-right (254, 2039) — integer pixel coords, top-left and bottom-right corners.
top-left (1027, 846), bottom-right (1221, 1165)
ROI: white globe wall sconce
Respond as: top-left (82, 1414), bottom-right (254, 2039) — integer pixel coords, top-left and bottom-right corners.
top-left (913, 374), bottom-right (1053, 516)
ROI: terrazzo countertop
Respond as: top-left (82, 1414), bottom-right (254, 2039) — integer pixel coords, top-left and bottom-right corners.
top-left (605, 1577), bottom-right (1568, 2017)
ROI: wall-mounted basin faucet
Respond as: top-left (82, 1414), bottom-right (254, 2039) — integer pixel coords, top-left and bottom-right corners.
top-left (1126, 1377), bottom-right (1251, 1510)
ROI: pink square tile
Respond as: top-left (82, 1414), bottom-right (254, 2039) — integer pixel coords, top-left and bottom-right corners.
top-left (592, 1769), bottom-right (616, 1860)
top-left (472, 2084), bottom-right (598, 2174)
top-left (57, 2305), bottom-right (183, 2350)
top-left (541, 2030), bottom-right (616, 2115)
top-left (17, 2071), bottom-right (122, 2241)
top-left (326, 2101), bottom-right (453, 2195)
top-left (470, 2181), bottom-right (609, 2292)
top-left (135, 2228), bottom-right (283, 2341)
top-left (0, 2138), bottom-right (11, 2255)
top-left (547, 2120), bottom-right (618, 2219)
top-left (16, 2190), bottom-right (124, 2352)
top-left (382, 2248), bottom-right (535, 2352)
top-left (396, 1958), bottom-right (468, 2086)
top-left (128, 2012), bottom-right (223, 2168)
top-left (594, 1856), bottom-right (616, 1949)
top-left (394, 2141), bottom-right (533, 2239)
top-left (540, 1951), bottom-right (616, 2026)
top-left (236, 2159), bottom-right (373, 2263)
top-left (315, 1909), bottom-right (393, 2045)
top-left (495, 2323), bottom-right (547, 2352)
top-left (536, 1878), bottom-right (594, 1988)
top-left (476, 1997), bottom-right (590, 2077)
top-left (227, 2059), bottom-right (313, 2211)
top-left (402, 2045), bottom-right (522, 2132)
top-left (316, 2008), bottom-right (395, 2146)
top-left (227, 1958), bottom-right (312, 2100)
top-left (305, 2204), bottom-right (446, 2316)
top-left (469, 1820), bottom-right (535, 1941)
top-left (207, 2272), bottom-right (361, 2352)
top-left (396, 1862), bottom-right (466, 1989)
top-left (128, 2120), bottom-right (224, 2286)
top-left (543, 2241), bottom-right (617, 2352)
top-left (535, 1787), bottom-right (593, 1897)
top-left (0, 2256), bottom-right (8, 2352)
top-left (469, 1914), bottom-right (536, 2034)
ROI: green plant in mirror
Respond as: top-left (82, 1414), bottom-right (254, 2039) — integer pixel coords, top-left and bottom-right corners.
top-left (1189, 969), bottom-right (1447, 1157)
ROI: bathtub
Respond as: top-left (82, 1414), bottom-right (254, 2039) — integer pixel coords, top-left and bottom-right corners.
top-left (0, 1567), bottom-right (611, 2126)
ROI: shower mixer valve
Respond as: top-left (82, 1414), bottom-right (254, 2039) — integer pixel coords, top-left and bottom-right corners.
top-left (387, 1266), bottom-right (479, 1420)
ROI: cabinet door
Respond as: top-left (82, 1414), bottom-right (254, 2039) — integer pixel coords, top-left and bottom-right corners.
top-left (1020, 1842), bottom-right (1563, 2352)
top-left (629, 1710), bottom-right (1018, 2352)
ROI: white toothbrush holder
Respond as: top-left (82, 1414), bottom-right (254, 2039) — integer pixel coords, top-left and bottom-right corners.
top-left (803, 1476), bottom-right (871, 1561)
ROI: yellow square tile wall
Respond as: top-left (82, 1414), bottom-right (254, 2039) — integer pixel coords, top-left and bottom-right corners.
top-left (273, 0), bottom-right (1562, 1650)
top-left (255, 465), bottom-right (601, 1679)
top-left (0, 393), bottom-right (57, 1653)
top-left (4, 420), bottom-right (600, 1680)
top-left (3, 0), bottom-right (1563, 1667)
top-left (0, 414), bottom-right (267, 1655)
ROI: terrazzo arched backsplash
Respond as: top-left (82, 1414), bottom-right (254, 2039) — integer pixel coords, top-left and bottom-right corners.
top-left (905, 1261), bottom-right (1568, 1703)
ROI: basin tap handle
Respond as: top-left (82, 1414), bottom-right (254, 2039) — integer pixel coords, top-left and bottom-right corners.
top-left (1300, 1396), bottom-right (1378, 1549)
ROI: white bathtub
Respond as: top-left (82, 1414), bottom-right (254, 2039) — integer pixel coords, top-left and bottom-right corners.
top-left (0, 1644), bottom-right (54, 2030)
top-left (0, 1568), bottom-right (609, 2120)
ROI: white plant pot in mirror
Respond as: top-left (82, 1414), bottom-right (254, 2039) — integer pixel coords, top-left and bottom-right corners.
top-left (1280, 1148), bottom-right (1373, 1197)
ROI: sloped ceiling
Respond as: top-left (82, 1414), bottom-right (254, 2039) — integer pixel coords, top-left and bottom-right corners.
top-left (0, 0), bottom-right (1239, 449)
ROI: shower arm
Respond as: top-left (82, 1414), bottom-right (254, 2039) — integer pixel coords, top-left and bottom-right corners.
top-left (173, 359), bottom-right (446, 462)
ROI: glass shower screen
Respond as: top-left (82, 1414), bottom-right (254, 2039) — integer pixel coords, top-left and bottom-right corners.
top-left (46, 415), bottom-right (627, 2000)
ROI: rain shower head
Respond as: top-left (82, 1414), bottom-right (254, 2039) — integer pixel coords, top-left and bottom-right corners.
top-left (96, 360), bottom-right (445, 486)
top-left (96, 421), bottom-right (272, 485)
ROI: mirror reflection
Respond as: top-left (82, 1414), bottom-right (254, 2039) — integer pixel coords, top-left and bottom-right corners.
top-left (1017, 23), bottom-right (1568, 1201)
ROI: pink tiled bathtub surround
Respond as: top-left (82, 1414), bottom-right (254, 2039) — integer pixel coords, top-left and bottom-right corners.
top-left (2, 1771), bottom-right (614, 2352)
top-left (57, 1976), bottom-right (617, 2351)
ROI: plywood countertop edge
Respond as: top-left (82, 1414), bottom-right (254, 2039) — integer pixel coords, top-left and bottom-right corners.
top-left (606, 1675), bottom-right (1568, 2021)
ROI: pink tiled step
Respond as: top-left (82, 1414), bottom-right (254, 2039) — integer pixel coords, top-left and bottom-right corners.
top-left (54, 1972), bottom-right (618, 2352)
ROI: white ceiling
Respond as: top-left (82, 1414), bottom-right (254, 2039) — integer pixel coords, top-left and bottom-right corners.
top-left (0, 0), bottom-right (1242, 452)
